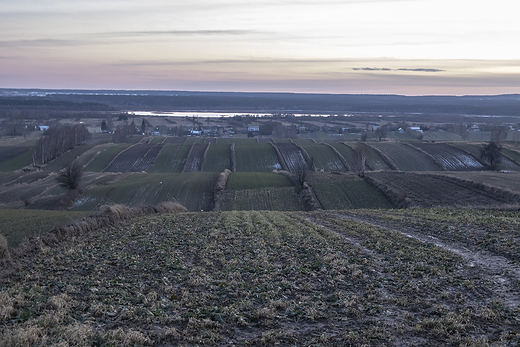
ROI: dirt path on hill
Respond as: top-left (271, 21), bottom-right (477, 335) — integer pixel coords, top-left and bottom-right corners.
top-left (321, 211), bottom-right (520, 309)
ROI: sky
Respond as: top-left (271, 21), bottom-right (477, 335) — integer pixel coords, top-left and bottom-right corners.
top-left (1, 0), bottom-right (519, 95)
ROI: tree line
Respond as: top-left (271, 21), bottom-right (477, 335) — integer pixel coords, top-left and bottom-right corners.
top-left (33, 124), bottom-right (91, 164)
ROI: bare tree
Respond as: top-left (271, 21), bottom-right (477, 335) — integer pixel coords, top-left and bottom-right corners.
top-left (355, 142), bottom-right (369, 177)
top-left (480, 142), bottom-right (502, 171)
top-left (56, 160), bottom-right (83, 190)
top-left (374, 126), bottom-right (388, 142)
top-left (294, 158), bottom-right (310, 187)
top-left (491, 126), bottom-right (508, 145)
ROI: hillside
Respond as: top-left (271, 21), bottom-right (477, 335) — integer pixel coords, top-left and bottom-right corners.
top-left (1, 209), bottom-right (519, 345)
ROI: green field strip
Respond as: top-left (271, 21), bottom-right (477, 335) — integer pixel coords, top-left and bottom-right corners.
top-left (330, 143), bottom-right (357, 169)
top-left (300, 143), bottom-right (347, 172)
top-left (147, 144), bottom-right (182, 173)
top-left (84, 143), bottom-right (133, 172)
top-left (42, 145), bottom-right (98, 172)
top-left (226, 172), bottom-right (293, 190)
top-left (149, 136), bottom-right (165, 144)
top-left (235, 143), bottom-right (282, 172)
top-left (217, 138), bottom-right (258, 145)
top-left (370, 142), bottom-right (441, 171)
top-left (71, 172), bottom-right (217, 212)
top-left (219, 187), bottom-right (303, 211)
top-left (0, 149), bottom-right (33, 172)
top-left (0, 209), bottom-right (91, 247)
top-left (202, 143), bottom-right (231, 172)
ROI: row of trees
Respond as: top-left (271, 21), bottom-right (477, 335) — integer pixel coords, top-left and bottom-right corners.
top-left (33, 124), bottom-right (90, 164)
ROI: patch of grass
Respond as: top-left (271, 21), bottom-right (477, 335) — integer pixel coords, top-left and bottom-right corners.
top-left (226, 172), bottom-right (293, 190)
top-left (0, 209), bottom-right (91, 247)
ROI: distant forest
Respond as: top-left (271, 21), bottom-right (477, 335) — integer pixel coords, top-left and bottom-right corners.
top-left (1, 89), bottom-right (520, 121)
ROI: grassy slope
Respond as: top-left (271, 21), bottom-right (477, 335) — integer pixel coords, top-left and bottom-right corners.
top-left (0, 209), bottom-right (91, 247)
top-left (71, 172), bottom-right (217, 212)
top-left (1, 209), bottom-right (518, 345)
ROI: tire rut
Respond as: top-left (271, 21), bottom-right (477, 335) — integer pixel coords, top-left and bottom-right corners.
top-left (324, 211), bottom-right (520, 309)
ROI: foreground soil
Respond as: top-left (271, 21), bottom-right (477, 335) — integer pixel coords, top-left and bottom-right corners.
top-left (1, 209), bottom-right (520, 346)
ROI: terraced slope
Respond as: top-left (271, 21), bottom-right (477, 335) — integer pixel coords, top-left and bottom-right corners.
top-left (273, 143), bottom-right (310, 172)
top-left (2, 209), bottom-right (518, 346)
top-left (413, 143), bottom-right (484, 171)
top-left (370, 142), bottom-right (441, 171)
top-left (104, 144), bottom-right (163, 172)
top-left (308, 173), bottom-right (394, 209)
top-left (368, 171), bottom-right (506, 207)
top-left (183, 143), bottom-right (209, 172)
top-left (451, 143), bottom-right (520, 171)
top-left (71, 172), bottom-right (217, 211)
top-left (235, 143), bottom-right (282, 172)
top-left (300, 143), bottom-right (347, 172)
top-left (202, 143), bottom-right (231, 172)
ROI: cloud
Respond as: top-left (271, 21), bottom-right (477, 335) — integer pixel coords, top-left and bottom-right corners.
top-left (0, 39), bottom-right (81, 47)
top-left (353, 67), bottom-right (444, 72)
top-left (352, 67), bottom-right (392, 71)
top-left (397, 68), bottom-right (445, 72)
top-left (102, 30), bottom-right (260, 38)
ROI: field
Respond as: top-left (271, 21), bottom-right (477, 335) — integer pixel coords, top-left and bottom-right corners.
top-left (226, 172), bottom-right (293, 190)
top-left (182, 143), bottom-right (209, 173)
top-left (368, 172), bottom-right (510, 208)
top-left (70, 172), bottom-right (218, 212)
top-left (273, 143), bottom-right (311, 172)
top-left (84, 143), bottom-right (133, 172)
top-left (441, 171), bottom-right (520, 194)
top-left (308, 173), bottom-right (395, 210)
top-left (147, 143), bottom-right (192, 173)
top-left (104, 144), bottom-right (163, 173)
top-left (450, 143), bottom-right (520, 171)
top-left (202, 143), bottom-right (231, 172)
top-left (219, 187), bottom-right (303, 211)
top-left (413, 143), bottom-right (484, 171)
top-left (370, 142), bottom-right (441, 171)
top-left (0, 147), bottom-right (32, 172)
top-left (235, 143), bottom-right (282, 172)
top-left (1, 209), bottom-right (519, 346)
top-left (329, 143), bottom-right (356, 170)
top-left (299, 143), bottom-right (346, 172)
top-left (0, 209), bottom-right (91, 247)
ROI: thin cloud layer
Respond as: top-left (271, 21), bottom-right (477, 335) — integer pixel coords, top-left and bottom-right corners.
top-left (0, 0), bottom-right (519, 94)
top-left (353, 67), bottom-right (444, 72)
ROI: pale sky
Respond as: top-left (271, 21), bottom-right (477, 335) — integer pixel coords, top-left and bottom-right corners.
top-left (1, 0), bottom-right (519, 95)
